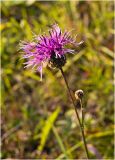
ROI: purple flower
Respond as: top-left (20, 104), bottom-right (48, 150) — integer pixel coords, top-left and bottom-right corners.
top-left (20, 24), bottom-right (83, 80)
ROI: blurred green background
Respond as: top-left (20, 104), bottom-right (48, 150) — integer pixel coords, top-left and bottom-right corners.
top-left (1, 0), bottom-right (114, 159)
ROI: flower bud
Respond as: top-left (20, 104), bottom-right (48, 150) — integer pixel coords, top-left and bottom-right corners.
top-left (75, 89), bottom-right (84, 99)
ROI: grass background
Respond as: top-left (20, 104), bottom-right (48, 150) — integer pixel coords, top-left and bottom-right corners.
top-left (1, 0), bottom-right (114, 159)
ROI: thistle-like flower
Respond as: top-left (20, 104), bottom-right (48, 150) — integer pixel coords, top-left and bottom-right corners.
top-left (20, 24), bottom-right (83, 80)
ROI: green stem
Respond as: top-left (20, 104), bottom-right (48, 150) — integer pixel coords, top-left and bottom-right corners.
top-left (60, 67), bottom-right (89, 159)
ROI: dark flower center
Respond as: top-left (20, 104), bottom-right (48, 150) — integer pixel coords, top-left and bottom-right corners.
top-left (49, 51), bottom-right (66, 69)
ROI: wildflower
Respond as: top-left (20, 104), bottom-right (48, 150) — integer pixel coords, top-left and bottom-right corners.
top-left (20, 24), bottom-right (83, 80)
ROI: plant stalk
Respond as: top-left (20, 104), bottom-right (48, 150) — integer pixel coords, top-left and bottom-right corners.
top-left (80, 99), bottom-right (84, 127)
top-left (60, 67), bottom-right (89, 159)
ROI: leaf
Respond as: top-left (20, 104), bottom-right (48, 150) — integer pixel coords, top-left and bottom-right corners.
top-left (56, 130), bottom-right (113, 159)
top-left (38, 107), bottom-right (60, 153)
top-left (52, 126), bottom-right (70, 159)
top-left (101, 46), bottom-right (114, 58)
top-left (23, 70), bottom-right (40, 81)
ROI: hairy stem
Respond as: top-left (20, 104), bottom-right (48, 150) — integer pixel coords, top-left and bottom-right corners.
top-left (60, 67), bottom-right (89, 159)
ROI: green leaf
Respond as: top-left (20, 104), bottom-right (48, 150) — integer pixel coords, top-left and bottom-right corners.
top-left (52, 126), bottom-right (70, 159)
top-left (23, 70), bottom-right (40, 81)
top-left (56, 130), bottom-right (113, 159)
top-left (38, 107), bottom-right (60, 153)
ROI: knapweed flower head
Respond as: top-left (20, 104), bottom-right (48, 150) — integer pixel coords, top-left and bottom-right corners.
top-left (20, 24), bottom-right (83, 80)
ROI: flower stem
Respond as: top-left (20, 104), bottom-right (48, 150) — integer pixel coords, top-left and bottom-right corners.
top-left (80, 99), bottom-right (84, 127)
top-left (60, 67), bottom-right (89, 159)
